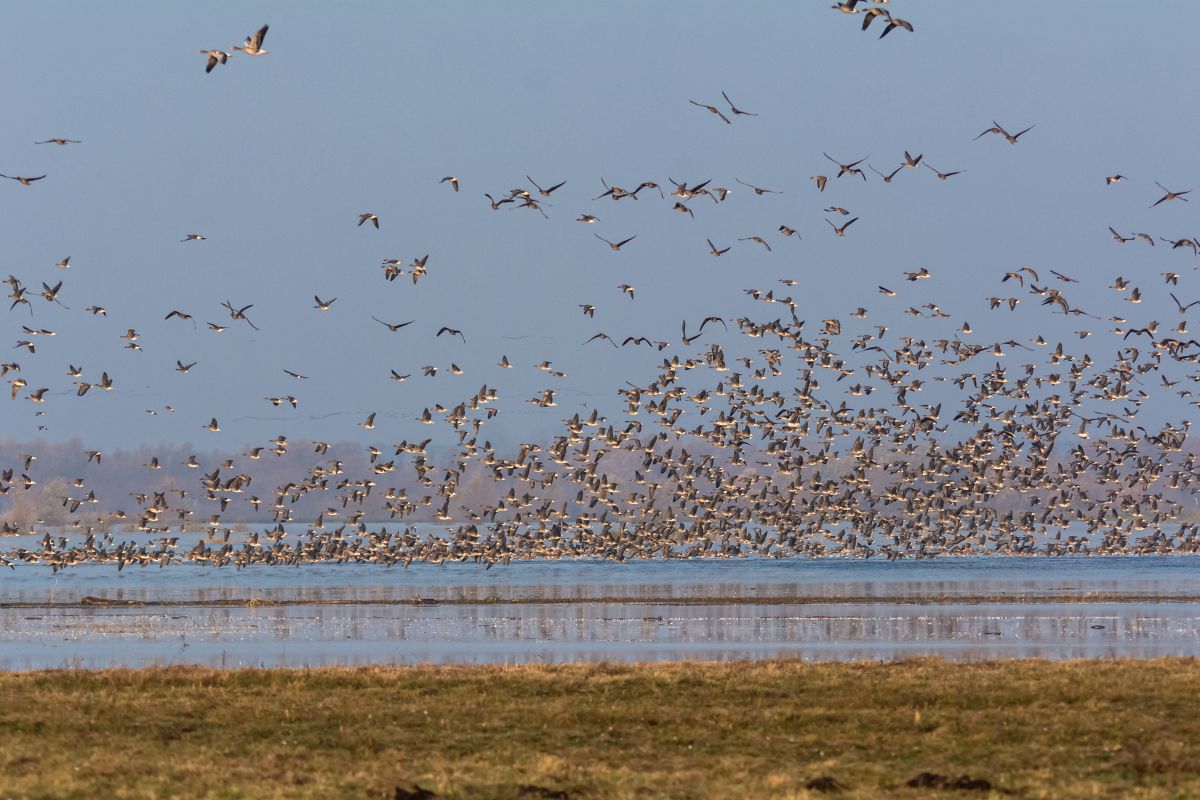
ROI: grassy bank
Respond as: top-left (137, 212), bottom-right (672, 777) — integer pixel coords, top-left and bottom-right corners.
top-left (1, 659), bottom-right (1197, 799)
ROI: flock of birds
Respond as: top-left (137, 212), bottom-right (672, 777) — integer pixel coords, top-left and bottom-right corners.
top-left (6, 8), bottom-right (1200, 571)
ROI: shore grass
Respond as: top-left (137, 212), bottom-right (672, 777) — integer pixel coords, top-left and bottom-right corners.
top-left (1, 659), bottom-right (1198, 799)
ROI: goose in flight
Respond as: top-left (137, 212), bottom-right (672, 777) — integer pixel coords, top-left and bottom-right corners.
top-left (879, 16), bottom-right (914, 38)
top-left (739, 235), bottom-right (772, 251)
top-left (358, 213), bottom-right (380, 228)
top-left (1151, 182), bottom-right (1190, 207)
top-left (1106, 175), bottom-right (1126, 185)
top-left (436, 326), bottom-right (466, 342)
top-left (203, 417), bottom-right (221, 432)
top-left (527, 176), bottom-right (567, 197)
top-left (233, 25), bottom-right (269, 56)
top-left (594, 233), bottom-right (637, 251)
top-left (975, 121), bottom-right (1035, 143)
top-left (577, 214), bottom-right (598, 224)
top-left (736, 178), bottom-right (780, 195)
top-left (200, 50), bottom-right (230, 73)
top-left (722, 90), bottom-right (757, 116)
top-left (707, 239), bottom-right (730, 256)
top-left (164, 310), bottom-right (196, 328)
top-left (823, 153), bottom-right (867, 180)
top-left (485, 193), bottom-right (514, 210)
top-left (924, 162), bottom-right (963, 180)
top-left (181, 234), bottom-right (206, 242)
top-left (0, 174), bottom-right (46, 186)
top-left (689, 99), bottom-right (730, 124)
top-left (869, 163), bottom-right (903, 183)
top-left (372, 316), bottom-right (414, 332)
top-left (221, 301), bottom-right (259, 330)
top-left (585, 332), bottom-right (619, 348)
top-left (313, 295), bottom-right (336, 311)
top-left (827, 217), bottom-right (859, 236)
top-left (440, 176), bottom-right (460, 192)
top-left (631, 181), bottom-right (664, 199)
top-left (36, 138), bottom-right (81, 145)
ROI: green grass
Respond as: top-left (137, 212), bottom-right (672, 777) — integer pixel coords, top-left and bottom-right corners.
top-left (0, 659), bottom-right (1198, 798)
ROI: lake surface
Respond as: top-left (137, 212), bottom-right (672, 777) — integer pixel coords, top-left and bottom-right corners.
top-left (2, 556), bottom-right (1198, 669)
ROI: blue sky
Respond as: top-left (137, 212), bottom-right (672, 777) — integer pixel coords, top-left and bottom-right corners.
top-left (2, 2), bottom-right (1198, 450)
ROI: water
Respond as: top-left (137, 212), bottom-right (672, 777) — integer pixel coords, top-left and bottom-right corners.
top-left (2, 556), bottom-right (1198, 669)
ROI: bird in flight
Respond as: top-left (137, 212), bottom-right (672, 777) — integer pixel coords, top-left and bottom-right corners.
top-left (707, 239), bottom-right (730, 257)
top-left (440, 176), bottom-right (460, 192)
top-left (585, 332), bottom-right (619, 348)
top-left (233, 25), bottom-right (269, 56)
top-left (372, 317), bottom-right (414, 332)
top-left (199, 50), bottom-right (230, 73)
top-left (437, 326), bottom-right (466, 342)
top-left (221, 301), bottom-right (259, 330)
top-left (824, 153), bottom-right (867, 180)
top-left (1151, 181), bottom-right (1190, 207)
top-left (924, 162), bottom-right (963, 180)
top-left (721, 90), bottom-right (757, 116)
top-left (313, 295), bottom-right (336, 311)
top-left (0, 174), bottom-right (46, 186)
top-left (36, 138), bottom-right (81, 145)
top-left (358, 213), bottom-right (380, 228)
top-left (869, 163), bottom-right (903, 183)
top-left (181, 234), bottom-right (206, 242)
top-left (975, 121), bottom-right (1035, 144)
top-left (527, 176), bottom-right (567, 197)
top-left (689, 99), bottom-right (731, 125)
top-left (739, 235), bottom-right (772, 251)
top-left (879, 16), bottom-right (914, 38)
top-left (736, 178), bottom-right (781, 195)
top-left (594, 233), bottom-right (637, 252)
top-left (827, 217), bottom-right (859, 236)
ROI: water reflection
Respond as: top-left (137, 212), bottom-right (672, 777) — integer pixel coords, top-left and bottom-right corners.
top-left (3, 555), bottom-right (1199, 605)
top-left (2, 601), bottom-right (1198, 670)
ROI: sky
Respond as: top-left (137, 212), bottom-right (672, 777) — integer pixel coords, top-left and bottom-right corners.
top-left (2, 1), bottom-right (1199, 452)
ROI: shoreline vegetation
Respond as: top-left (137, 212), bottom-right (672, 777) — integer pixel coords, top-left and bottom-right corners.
top-left (0, 659), bottom-right (1197, 798)
top-left (2, 591), bottom-right (1200, 610)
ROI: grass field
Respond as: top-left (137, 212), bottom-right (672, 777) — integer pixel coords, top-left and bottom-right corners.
top-left (1, 659), bottom-right (1197, 799)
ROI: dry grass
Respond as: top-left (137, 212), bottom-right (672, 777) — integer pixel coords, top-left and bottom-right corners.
top-left (0, 659), bottom-right (1197, 798)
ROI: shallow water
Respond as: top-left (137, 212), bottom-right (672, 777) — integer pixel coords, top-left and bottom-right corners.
top-left (2, 556), bottom-right (1198, 669)
top-left (3, 602), bottom-right (1197, 670)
